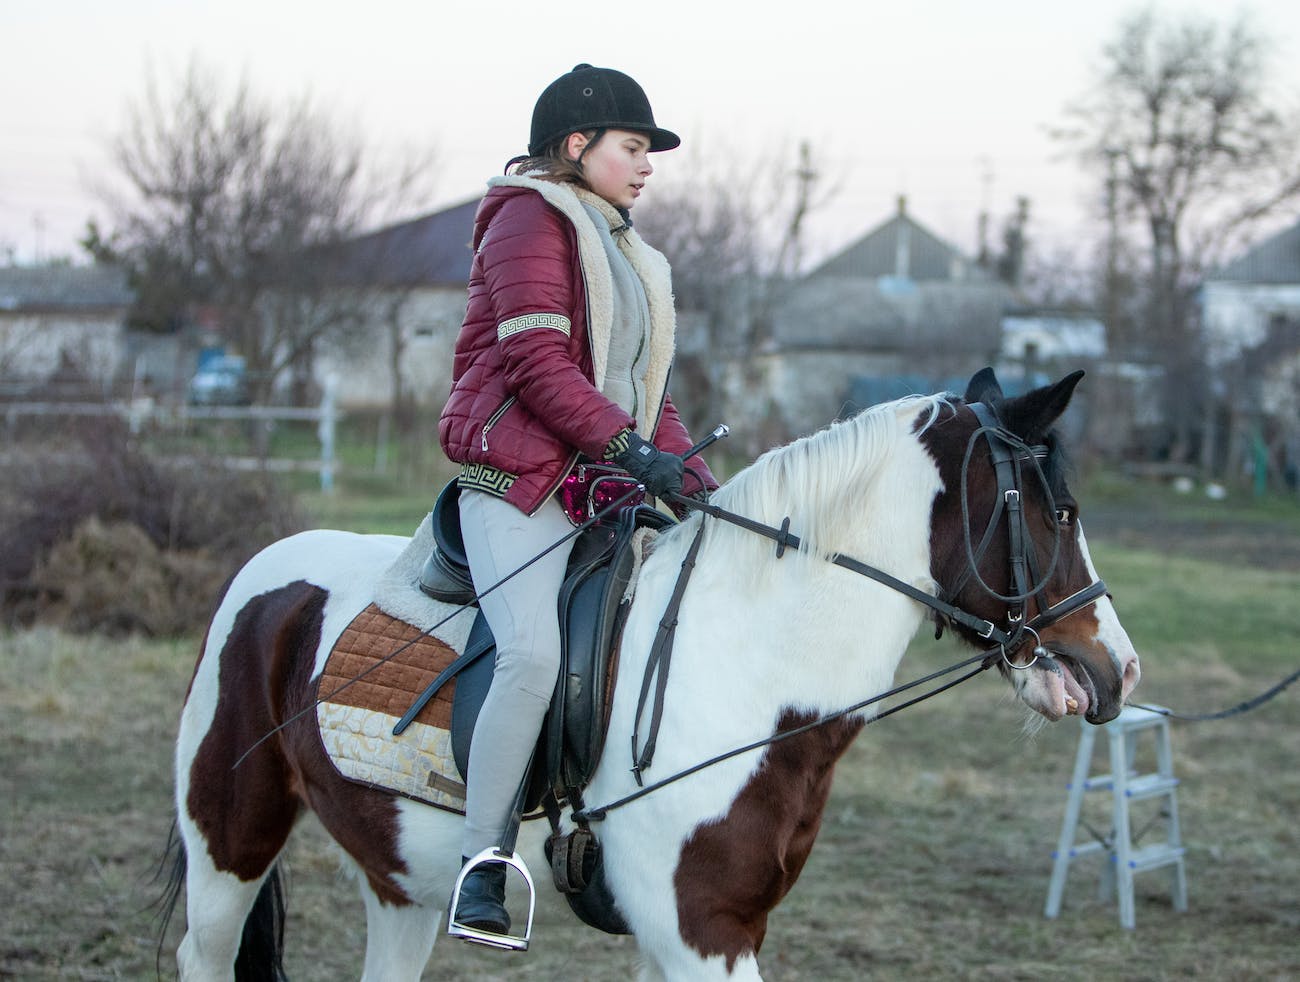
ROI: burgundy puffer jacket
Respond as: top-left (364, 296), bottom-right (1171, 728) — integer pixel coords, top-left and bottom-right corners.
top-left (439, 181), bottom-right (716, 515)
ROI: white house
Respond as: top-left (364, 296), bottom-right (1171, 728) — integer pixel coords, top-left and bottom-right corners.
top-left (1197, 217), bottom-right (1300, 483)
top-left (1200, 219), bottom-right (1300, 419)
top-left (313, 198), bottom-right (478, 409)
top-left (0, 264), bottom-right (132, 394)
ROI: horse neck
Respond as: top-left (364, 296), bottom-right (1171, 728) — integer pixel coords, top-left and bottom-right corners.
top-left (679, 407), bottom-right (944, 711)
top-left (711, 400), bottom-right (942, 577)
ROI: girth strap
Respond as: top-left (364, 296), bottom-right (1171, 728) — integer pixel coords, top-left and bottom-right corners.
top-left (629, 515), bottom-right (708, 784)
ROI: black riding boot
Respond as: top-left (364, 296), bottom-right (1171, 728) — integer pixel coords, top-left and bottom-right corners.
top-left (453, 856), bottom-right (510, 935)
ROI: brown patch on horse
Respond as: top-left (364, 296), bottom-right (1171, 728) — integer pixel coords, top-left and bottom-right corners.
top-left (185, 582), bottom-right (413, 904)
top-left (674, 709), bottom-right (864, 970)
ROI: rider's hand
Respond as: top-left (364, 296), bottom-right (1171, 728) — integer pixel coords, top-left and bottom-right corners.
top-left (613, 432), bottom-right (684, 498)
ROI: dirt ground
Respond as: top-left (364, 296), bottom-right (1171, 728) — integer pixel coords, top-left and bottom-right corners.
top-left (2, 480), bottom-right (1297, 980)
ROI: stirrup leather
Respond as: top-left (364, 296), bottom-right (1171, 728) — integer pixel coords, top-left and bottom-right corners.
top-left (447, 847), bottom-right (536, 951)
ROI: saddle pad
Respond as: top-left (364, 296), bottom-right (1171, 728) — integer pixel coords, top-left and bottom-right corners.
top-left (316, 603), bottom-right (468, 812)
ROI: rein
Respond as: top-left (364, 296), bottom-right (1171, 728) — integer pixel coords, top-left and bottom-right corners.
top-left (584, 404), bottom-right (1108, 821)
top-left (576, 648), bottom-right (999, 822)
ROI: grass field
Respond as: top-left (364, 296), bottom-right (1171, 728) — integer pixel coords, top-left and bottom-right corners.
top-left (2, 474), bottom-right (1297, 980)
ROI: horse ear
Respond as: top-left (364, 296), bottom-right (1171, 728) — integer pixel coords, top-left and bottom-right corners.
top-left (963, 367), bottom-right (1003, 405)
top-left (1002, 370), bottom-right (1085, 442)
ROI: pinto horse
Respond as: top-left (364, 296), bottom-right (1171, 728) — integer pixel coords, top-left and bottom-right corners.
top-left (163, 368), bottom-right (1139, 981)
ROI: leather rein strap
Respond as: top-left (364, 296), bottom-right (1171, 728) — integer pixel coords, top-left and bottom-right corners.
top-left (623, 403), bottom-right (1107, 785)
top-left (630, 515), bottom-right (707, 785)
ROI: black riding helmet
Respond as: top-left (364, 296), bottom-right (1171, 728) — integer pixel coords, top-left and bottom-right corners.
top-left (528, 64), bottom-right (680, 156)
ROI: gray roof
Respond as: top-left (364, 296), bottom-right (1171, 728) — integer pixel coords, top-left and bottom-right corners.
top-left (0, 264), bottom-right (133, 312)
top-left (1207, 218), bottom-right (1300, 284)
top-left (326, 197), bottom-right (479, 287)
top-left (770, 276), bottom-right (1010, 354)
top-left (808, 199), bottom-right (988, 283)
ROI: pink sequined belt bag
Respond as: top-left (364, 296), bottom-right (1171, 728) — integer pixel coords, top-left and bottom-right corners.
top-left (558, 463), bottom-right (645, 527)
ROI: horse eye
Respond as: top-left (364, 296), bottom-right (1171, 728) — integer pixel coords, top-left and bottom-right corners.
top-left (1056, 507), bottom-right (1073, 525)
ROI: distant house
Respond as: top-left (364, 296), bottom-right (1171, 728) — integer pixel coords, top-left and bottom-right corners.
top-left (737, 197), bottom-right (1012, 436)
top-left (0, 264), bottom-right (133, 396)
top-left (1200, 218), bottom-right (1300, 378)
top-left (1199, 218), bottom-right (1300, 480)
top-left (313, 198), bottom-right (478, 408)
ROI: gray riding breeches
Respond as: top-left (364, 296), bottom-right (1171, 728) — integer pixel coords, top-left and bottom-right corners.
top-left (457, 489), bottom-right (575, 858)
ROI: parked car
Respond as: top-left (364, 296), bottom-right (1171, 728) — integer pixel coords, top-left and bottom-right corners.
top-left (187, 354), bottom-right (250, 406)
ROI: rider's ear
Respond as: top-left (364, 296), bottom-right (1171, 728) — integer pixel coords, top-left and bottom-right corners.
top-left (1002, 371), bottom-right (1086, 443)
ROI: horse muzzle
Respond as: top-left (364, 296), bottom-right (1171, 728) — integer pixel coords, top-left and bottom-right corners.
top-left (1008, 647), bottom-right (1125, 724)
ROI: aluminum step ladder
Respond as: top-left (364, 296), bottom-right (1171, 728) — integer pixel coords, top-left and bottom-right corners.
top-left (1044, 704), bottom-right (1188, 928)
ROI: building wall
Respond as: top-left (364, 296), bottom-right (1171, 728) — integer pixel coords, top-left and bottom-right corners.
top-left (0, 311), bottom-right (124, 385)
top-left (314, 286), bottom-right (466, 409)
top-left (1201, 281), bottom-right (1300, 365)
top-left (738, 350), bottom-right (912, 439)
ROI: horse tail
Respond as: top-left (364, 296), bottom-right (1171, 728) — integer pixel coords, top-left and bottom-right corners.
top-left (153, 822), bottom-right (187, 980)
top-left (233, 865), bottom-right (288, 982)
top-left (152, 822), bottom-right (289, 982)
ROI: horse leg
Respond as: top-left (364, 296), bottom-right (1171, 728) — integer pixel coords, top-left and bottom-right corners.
top-left (173, 746), bottom-right (298, 981)
top-left (635, 934), bottom-right (766, 982)
top-left (174, 581), bottom-right (323, 979)
top-left (356, 874), bottom-right (440, 982)
top-left (175, 839), bottom-right (288, 982)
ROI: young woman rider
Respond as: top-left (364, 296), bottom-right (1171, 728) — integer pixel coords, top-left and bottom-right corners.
top-left (438, 63), bottom-right (718, 941)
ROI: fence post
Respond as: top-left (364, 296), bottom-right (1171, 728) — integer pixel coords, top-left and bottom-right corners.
top-left (318, 377), bottom-right (337, 494)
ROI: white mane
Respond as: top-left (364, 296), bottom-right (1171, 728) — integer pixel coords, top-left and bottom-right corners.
top-left (704, 393), bottom-right (948, 570)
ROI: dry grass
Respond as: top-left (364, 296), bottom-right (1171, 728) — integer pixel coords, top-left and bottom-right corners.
top-left (2, 536), bottom-right (1297, 979)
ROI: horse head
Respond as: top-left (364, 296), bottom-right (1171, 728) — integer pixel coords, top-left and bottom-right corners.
top-left (922, 368), bottom-right (1140, 724)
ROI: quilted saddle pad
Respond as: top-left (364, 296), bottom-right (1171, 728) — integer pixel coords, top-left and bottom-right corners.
top-left (316, 603), bottom-right (468, 811)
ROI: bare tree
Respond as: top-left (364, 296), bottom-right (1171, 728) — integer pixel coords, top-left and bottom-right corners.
top-left (1056, 8), bottom-right (1300, 460)
top-left (634, 141), bottom-right (836, 445)
top-left (98, 59), bottom-right (430, 404)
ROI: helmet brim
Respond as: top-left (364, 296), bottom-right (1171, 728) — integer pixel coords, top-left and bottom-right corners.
top-left (529, 124), bottom-right (681, 158)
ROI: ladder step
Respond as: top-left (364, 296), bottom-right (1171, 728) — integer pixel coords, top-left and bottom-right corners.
top-left (1123, 774), bottom-right (1179, 799)
top-left (1119, 843), bottom-right (1186, 872)
top-left (1053, 841), bottom-right (1108, 860)
top-left (1081, 772), bottom-right (1178, 798)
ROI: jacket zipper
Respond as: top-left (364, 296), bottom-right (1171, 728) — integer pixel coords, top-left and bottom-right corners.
top-left (480, 395), bottom-right (516, 451)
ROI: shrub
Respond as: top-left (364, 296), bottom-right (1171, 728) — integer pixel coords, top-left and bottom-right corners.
top-left (0, 415), bottom-right (304, 636)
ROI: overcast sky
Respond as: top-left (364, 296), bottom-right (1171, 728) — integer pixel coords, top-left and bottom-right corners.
top-left (4, 0), bottom-right (1299, 268)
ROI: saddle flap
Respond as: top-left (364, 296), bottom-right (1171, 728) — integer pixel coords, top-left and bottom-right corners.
top-left (548, 505), bottom-right (674, 793)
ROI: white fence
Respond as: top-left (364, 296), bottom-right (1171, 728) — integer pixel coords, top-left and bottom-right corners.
top-left (2, 387), bottom-right (341, 492)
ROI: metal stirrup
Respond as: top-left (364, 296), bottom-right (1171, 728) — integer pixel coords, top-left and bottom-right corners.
top-left (447, 846), bottom-right (537, 951)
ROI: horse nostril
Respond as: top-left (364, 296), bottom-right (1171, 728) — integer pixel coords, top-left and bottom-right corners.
top-left (1121, 654), bottom-right (1141, 699)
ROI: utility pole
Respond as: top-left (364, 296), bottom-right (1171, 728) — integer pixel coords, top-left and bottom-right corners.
top-left (775, 141), bottom-right (818, 281)
top-left (1103, 148), bottom-right (1122, 355)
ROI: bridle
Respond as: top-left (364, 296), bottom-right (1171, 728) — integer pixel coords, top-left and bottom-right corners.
top-left (944, 402), bottom-right (1109, 669)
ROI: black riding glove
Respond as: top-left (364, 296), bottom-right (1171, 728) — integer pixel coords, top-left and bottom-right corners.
top-left (612, 432), bottom-right (684, 498)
